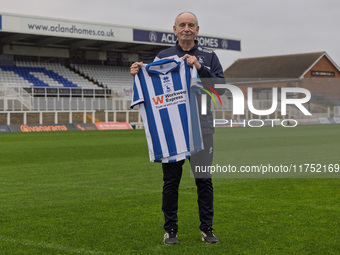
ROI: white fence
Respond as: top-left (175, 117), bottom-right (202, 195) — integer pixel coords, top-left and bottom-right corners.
top-left (0, 85), bottom-right (335, 125)
top-left (0, 85), bottom-right (32, 111)
top-left (0, 85), bottom-right (139, 125)
top-left (334, 106), bottom-right (340, 117)
top-left (0, 85), bottom-right (132, 111)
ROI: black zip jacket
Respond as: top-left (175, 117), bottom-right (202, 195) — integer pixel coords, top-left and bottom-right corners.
top-left (155, 40), bottom-right (225, 134)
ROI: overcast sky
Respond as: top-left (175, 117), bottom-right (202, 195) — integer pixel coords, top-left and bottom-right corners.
top-left (1, 0), bottom-right (339, 70)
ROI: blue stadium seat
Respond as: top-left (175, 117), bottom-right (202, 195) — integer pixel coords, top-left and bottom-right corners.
top-left (0, 66), bottom-right (78, 88)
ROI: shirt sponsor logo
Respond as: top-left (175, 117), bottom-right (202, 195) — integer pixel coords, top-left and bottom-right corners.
top-left (152, 95), bottom-right (164, 105)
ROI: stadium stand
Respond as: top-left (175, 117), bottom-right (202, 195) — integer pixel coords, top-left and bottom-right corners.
top-left (0, 62), bottom-right (93, 89)
top-left (0, 60), bottom-right (134, 97)
top-left (0, 68), bottom-right (32, 87)
top-left (71, 64), bottom-right (132, 89)
top-left (14, 61), bottom-right (97, 89)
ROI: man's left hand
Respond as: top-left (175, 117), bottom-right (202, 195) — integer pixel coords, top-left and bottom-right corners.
top-left (183, 54), bottom-right (201, 70)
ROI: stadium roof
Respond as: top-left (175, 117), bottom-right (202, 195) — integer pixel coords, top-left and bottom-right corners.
top-left (0, 30), bottom-right (168, 55)
top-left (0, 12), bottom-right (240, 56)
top-left (224, 52), bottom-right (340, 79)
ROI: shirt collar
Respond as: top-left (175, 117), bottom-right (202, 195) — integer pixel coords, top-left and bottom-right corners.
top-left (146, 58), bottom-right (181, 75)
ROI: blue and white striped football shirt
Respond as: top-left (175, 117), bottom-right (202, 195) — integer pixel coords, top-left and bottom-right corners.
top-left (130, 58), bottom-right (203, 163)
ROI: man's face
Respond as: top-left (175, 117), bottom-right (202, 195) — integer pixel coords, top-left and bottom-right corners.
top-left (173, 13), bottom-right (199, 43)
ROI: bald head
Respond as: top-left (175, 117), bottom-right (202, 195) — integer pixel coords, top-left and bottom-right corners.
top-left (174, 12), bottom-right (198, 26)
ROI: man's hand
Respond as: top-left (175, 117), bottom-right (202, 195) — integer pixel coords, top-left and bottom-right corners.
top-left (182, 54), bottom-right (201, 70)
top-left (130, 62), bottom-right (143, 77)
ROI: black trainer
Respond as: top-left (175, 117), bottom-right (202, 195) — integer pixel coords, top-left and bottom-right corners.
top-left (164, 229), bottom-right (178, 245)
top-left (201, 228), bottom-right (219, 244)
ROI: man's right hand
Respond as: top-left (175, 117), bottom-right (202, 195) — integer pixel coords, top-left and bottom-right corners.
top-left (130, 62), bottom-right (143, 77)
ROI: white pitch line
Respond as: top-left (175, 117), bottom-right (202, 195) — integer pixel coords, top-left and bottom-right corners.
top-left (0, 182), bottom-right (159, 192)
top-left (0, 236), bottom-right (113, 255)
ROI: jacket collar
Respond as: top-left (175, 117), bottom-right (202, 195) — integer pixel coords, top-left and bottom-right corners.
top-left (175, 40), bottom-right (199, 53)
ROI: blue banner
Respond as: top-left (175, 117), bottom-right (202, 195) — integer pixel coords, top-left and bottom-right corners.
top-left (0, 15), bottom-right (2, 30)
top-left (133, 29), bottom-right (240, 51)
top-left (0, 125), bottom-right (10, 133)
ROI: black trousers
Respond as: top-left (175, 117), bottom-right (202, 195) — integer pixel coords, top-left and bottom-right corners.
top-left (162, 134), bottom-right (214, 231)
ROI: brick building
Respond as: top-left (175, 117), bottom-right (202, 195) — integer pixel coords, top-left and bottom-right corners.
top-left (224, 52), bottom-right (340, 79)
top-left (223, 52), bottom-right (340, 102)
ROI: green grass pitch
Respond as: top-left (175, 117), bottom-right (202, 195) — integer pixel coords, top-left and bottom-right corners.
top-left (0, 125), bottom-right (339, 254)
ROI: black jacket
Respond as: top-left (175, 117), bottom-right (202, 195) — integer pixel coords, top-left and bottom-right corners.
top-left (155, 40), bottom-right (225, 134)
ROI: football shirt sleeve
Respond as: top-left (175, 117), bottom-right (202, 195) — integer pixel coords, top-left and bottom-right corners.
top-left (130, 68), bottom-right (145, 109)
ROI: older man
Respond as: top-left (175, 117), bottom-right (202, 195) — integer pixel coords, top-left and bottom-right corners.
top-left (130, 12), bottom-right (224, 245)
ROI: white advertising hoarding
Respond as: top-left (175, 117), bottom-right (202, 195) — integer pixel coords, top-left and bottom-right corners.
top-left (0, 13), bottom-right (132, 42)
